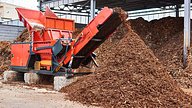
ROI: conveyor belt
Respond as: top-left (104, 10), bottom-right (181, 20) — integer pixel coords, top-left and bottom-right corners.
top-left (70, 9), bottom-right (127, 68)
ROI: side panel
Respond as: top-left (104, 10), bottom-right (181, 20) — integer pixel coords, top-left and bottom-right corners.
top-left (22, 44), bottom-right (31, 66)
top-left (46, 18), bottom-right (55, 28)
top-left (11, 44), bottom-right (30, 67)
top-left (45, 17), bottom-right (75, 31)
top-left (11, 44), bottom-right (23, 66)
top-left (55, 20), bottom-right (64, 30)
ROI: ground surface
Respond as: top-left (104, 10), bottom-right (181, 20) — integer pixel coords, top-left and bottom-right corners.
top-left (0, 76), bottom-right (98, 108)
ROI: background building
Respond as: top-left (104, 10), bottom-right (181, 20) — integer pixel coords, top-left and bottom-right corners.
top-left (0, 1), bottom-right (24, 41)
top-left (0, 2), bottom-right (21, 22)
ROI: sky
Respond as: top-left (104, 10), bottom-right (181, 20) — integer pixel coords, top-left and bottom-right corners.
top-left (0, 0), bottom-right (38, 9)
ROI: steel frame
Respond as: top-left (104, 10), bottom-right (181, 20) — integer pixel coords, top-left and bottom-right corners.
top-left (40, 0), bottom-right (93, 24)
top-left (40, 0), bottom-right (87, 9)
top-left (184, 0), bottom-right (191, 67)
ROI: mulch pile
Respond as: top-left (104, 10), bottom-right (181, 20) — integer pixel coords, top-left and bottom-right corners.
top-left (129, 17), bottom-right (184, 51)
top-left (61, 21), bottom-right (192, 107)
top-left (0, 29), bottom-right (29, 73)
top-left (14, 29), bottom-right (30, 42)
top-left (129, 17), bottom-right (192, 88)
top-left (0, 41), bottom-right (11, 72)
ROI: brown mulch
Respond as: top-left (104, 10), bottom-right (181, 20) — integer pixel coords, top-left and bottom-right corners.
top-left (72, 28), bottom-right (83, 39)
top-left (0, 41), bottom-right (11, 73)
top-left (130, 17), bottom-right (192, 89)
top-left (129, 17), bottom-right (184, 51)
top-left (61, 23), bottom-right (192, 107)
top-left (14, 29), bottom-right (30, 42)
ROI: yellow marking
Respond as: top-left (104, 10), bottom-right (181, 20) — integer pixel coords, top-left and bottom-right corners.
top-left (40, 60), bottom-right (52, 66)
top-left (34, 61), bottom-right (40, 70)
top-left (55, 63), bottom-right (63, 72)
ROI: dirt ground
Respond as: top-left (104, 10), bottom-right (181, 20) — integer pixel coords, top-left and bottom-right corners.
top-left (0, 76), bottom-right (98, 108)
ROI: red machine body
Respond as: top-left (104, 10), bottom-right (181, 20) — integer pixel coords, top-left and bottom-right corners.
top-left (11, 44), bottom-right (30, 67)
top-left (11, 7), bottom-right (126, 76)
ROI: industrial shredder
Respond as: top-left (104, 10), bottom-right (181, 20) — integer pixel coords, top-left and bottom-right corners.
top-left (10, 7), bottom-right (127, 77)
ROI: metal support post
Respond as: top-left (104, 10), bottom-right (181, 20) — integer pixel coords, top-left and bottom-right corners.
top-left (183, 0), bottom-right (191, 67)
top-left (39, 0), bottom-right (42, 11)
top-left (175, 4), bottom-right (180, 17)
top-left (90, 0), bottom-right (96, 22)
